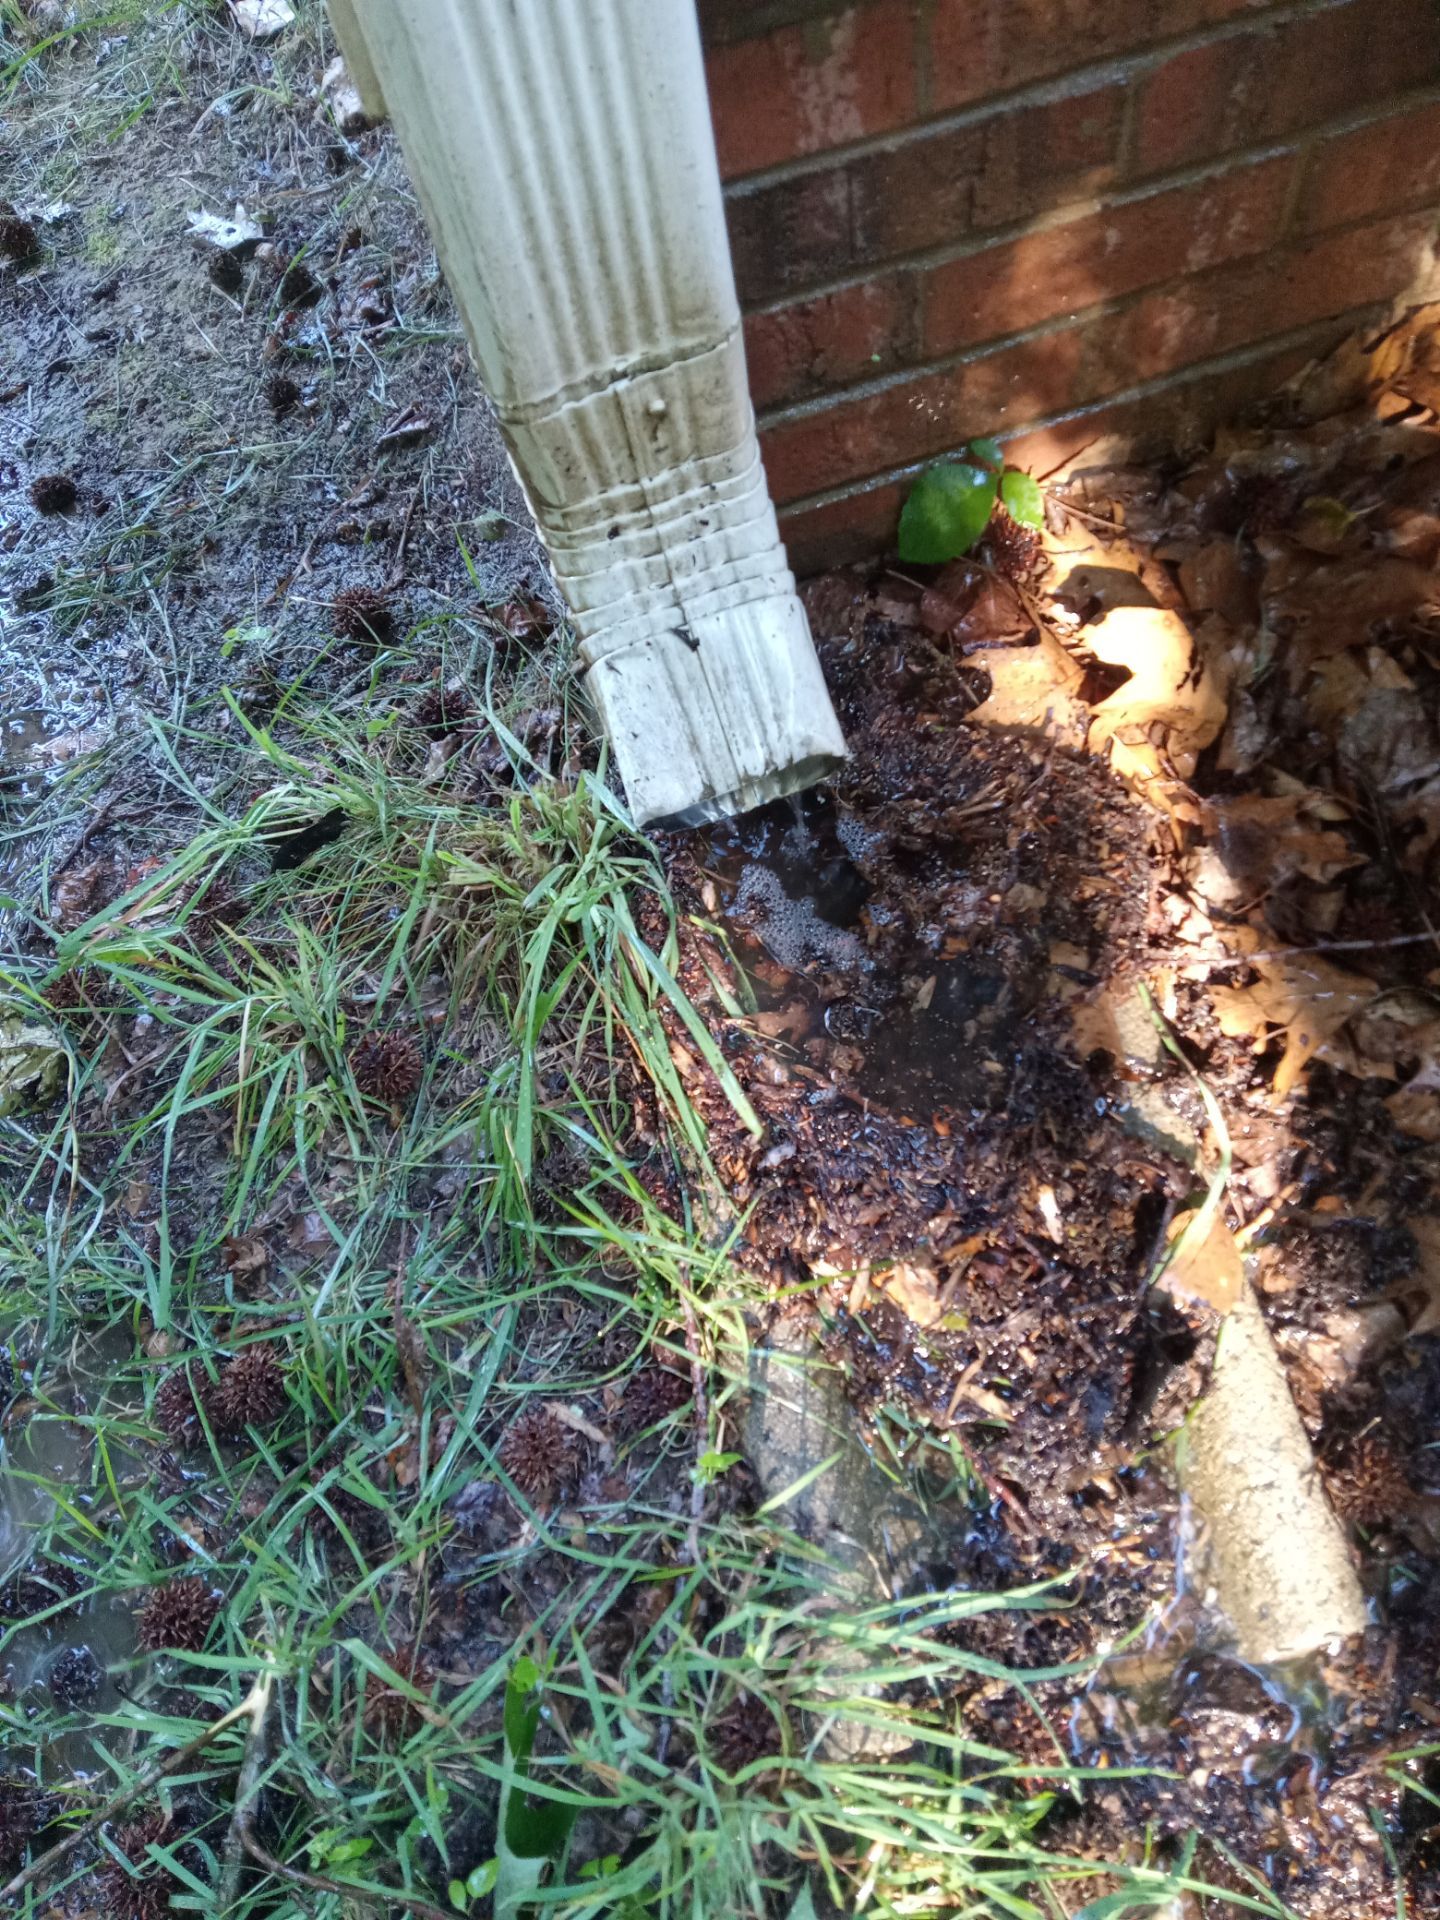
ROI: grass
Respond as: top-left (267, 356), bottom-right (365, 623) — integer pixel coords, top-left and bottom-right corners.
top-left (0, 642), bottom-right (1305, 1920)
top-left (0, 6), bottom-right (1308, 1917)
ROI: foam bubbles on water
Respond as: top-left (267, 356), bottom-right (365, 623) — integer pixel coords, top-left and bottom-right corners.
top-left (734, 865), bottom-right (867, 974)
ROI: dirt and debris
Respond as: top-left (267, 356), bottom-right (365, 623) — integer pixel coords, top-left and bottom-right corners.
top-left (638, 305), bottom-right (1440, 1916)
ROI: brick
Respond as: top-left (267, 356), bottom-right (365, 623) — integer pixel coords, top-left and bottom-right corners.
top-left (745, 273), bottom-right (919, 409)
top-left (848, 78), bottom-right (1121, 263)
top-left (760, 326), bottom-right (1085, 500)
top-left (725, 76), bottom-right (1121, 303)
top-left (726, 167), bottom-right (853, 302)
top-left (778, 480), bottom-right (905, 571)
top-left (1132, 0), bottom-right (1440, 179)
top-left (927, 0), bottom-right (1274, 115)
top-left (1092, 210), bottom-right (1439, 390)
top-left (706, 2), bottom-right (918, 179)
top-left (924, 155), bottom-right (1293, 358)
top-left (1296, 98), bottom-right (1440, 233)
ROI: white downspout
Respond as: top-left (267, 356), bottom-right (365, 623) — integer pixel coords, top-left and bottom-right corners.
top-left (332, 0), bottom-right (846, 828)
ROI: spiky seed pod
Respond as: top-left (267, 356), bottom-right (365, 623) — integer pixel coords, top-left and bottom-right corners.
top-left (96, 1811), bottom-right (174, 1920)
top-left (1324, 1435), bottom-right (1415, 1528)
top-left (29, 472), bottom-right (77, 515)
top-left (410, 682), bottom-right (477, 737)
top-left (136, 1576), bottom-right (220, 1653)
top-left (0, 214), bottom-right (38, 262)
top-left (41, 968), bottom-right (99, 1016)
top-left (708, 1693), bottom-right (784, 1776)
top-left (498, 1403), bottom-right (582, 1505)
top-left (212, 1347), bottom-right (287, 1434)
top-left (49, 1643), bottom-right (103, 1711)
top-left (265, 372), bottom-right (301, 418)
top-left (332, 584), bottom-right (394, 644)
top-left (0, 1777), bottom-right (47, 1869)
top-left (153, 1366), bottom-right (206, 1446)
top-left (350, 1028), bottom-right (423, 1102)
top-left (278, 258), bottom-right (321, 307)
top-left (981, 508), bottom-right (1042, 584)
top-left (207, 250), bottom-right (244, 294)
top-left (362, 1642), bottom-right (436, 1741)
top-left (0, 1558), bottom-right (84, 1623)
top-left (619, 1364), bottom-right (691, 1438)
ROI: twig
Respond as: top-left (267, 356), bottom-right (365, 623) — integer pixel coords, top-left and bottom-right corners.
top-left (1172, 929), bottom-right (1440, 969)
top-left (240, 1829), bottom-right (454, 1920)
top-left (0, 1683), bottom-right (263, 1905)
top-left (216, 1670), bottom-right (275, 1912)
top-left (386, 482), bottom-right (423, 591)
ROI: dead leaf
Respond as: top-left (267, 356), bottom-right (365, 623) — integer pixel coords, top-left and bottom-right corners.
top-left (1160, 1207), bottom-right (1243, 1313)
top-left (1210, 950), bottom-right (1376, 1099)
top-left (52, 856), bottom-right (115, 931)
top-left (882, 1260), bottom-right (945, 1328)
top-left (376, 405), bottom-right (433, 451)
top-left (222, 1233), bottom-right (270, 1277)
top-left (965, 632), bottom-right (1087, 744)
top-left (228, 0), bottom-right (294, 37)
top-left (1193, 790), bottom-right (1361, 904)
top-left (1084, 605), bottom-right (1227, 783)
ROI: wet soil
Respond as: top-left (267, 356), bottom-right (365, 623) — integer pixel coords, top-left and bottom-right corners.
top-left (645, 344), bottom-right (1440, 1914)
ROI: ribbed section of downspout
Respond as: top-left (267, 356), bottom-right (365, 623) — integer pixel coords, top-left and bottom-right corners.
top-left (343, 0), bottom-right (846, 826)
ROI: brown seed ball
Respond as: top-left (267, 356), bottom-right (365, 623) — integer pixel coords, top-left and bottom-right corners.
top-left (981, 508), bottom-right (1042, 584)
top-left (278, 258), bottom-right (321, 307)
top-left (30, 472), bottom-right (77, 515)
top-left (708, 1692), bottom-right (784, 1776)
top-left (498, 1403), bottom-right (582, 1506)
top-left (409, 682), bottom-right (477, 737)
top-left (265, 372), bottom-right (301, 418)
top-left (135, 1576), bottom-right (220, 1653)
top-left (362, 1642), bottom-right (436, 1741)
top-left (96, 1811), bottom-right (174, 1920)
top-left (618, 1364), bottom-right (691, 1437)
top-left (207, 250), bottom-right (244, 295)
top-left (350, 1028), bottom-right (423, 1102)
top-left (212, 1347), bottom-right (287, 1434)
top-left (0, 214), bottom-right (39, 262)
top-left (332, 584), bottom-right (394, 645)
top-left (1324, 1434), bottom-right (1415, 1528)
top-left (153, 1366), bottom-right (205, 1446)
top-left (0, 1776), bottom-right (48, 1871)
top-left (49, 1643), bottom-right (103, 1711)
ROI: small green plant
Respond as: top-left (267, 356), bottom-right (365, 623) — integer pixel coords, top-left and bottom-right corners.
top-left (898, 436), bottom-right (1045, 565)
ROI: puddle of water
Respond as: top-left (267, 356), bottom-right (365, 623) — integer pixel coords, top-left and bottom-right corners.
top-left (1, 1328), bottom-right (140, 1763)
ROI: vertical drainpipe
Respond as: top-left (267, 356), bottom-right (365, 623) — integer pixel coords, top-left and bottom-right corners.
top-left (327, 0), bottom-right (847, 829)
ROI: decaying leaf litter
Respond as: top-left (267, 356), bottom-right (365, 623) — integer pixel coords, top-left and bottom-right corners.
top-left (645, 303), bottom-right (1440, 1917)
top-left (3, 3), bottom-right (1440, 1917)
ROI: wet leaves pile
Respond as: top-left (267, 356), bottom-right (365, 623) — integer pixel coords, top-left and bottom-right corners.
top-left (648, 305), bottom-right (1440, 1916)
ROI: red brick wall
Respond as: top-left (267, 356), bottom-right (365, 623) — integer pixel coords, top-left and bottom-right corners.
top-left (701, 0), bottom-right (1440, 570)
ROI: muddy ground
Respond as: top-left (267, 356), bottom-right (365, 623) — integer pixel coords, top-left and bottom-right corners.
top-left (4, 6), bottom-right (1440, 1919)
top-left (647, 315), bottom-right (1440, 1916)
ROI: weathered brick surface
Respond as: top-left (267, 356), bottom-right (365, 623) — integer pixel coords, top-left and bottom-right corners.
top-left (707, 2), bottom-right (918, 178)
top-left (726, 77), bottom-right (1122, 302)
top-left (923, 156), bottom-right (1294, 358)
top-left (1295, 99), bottom-right (1440, 232)
top-left (745, 274), bottom-right (919, 409)
top-left (703, 0), bottom-right (1440, 550)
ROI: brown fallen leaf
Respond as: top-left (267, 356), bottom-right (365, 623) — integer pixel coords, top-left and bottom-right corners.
top-left (1084, 605), bottom-right (1228, 785)
top-left (965, 632), bottom-right (1087, 744)
top-left (1159, 1205), bottom-right (1244, 1314)
top-left (222, 1233), bottom-right (270, 1278)
top-left (1196, 789), bottom-right (1361, 900)
top-left (1210, 949), bottom-right (1377, 1100)
top-left (881, 1260), bottom-right (945, 1329)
